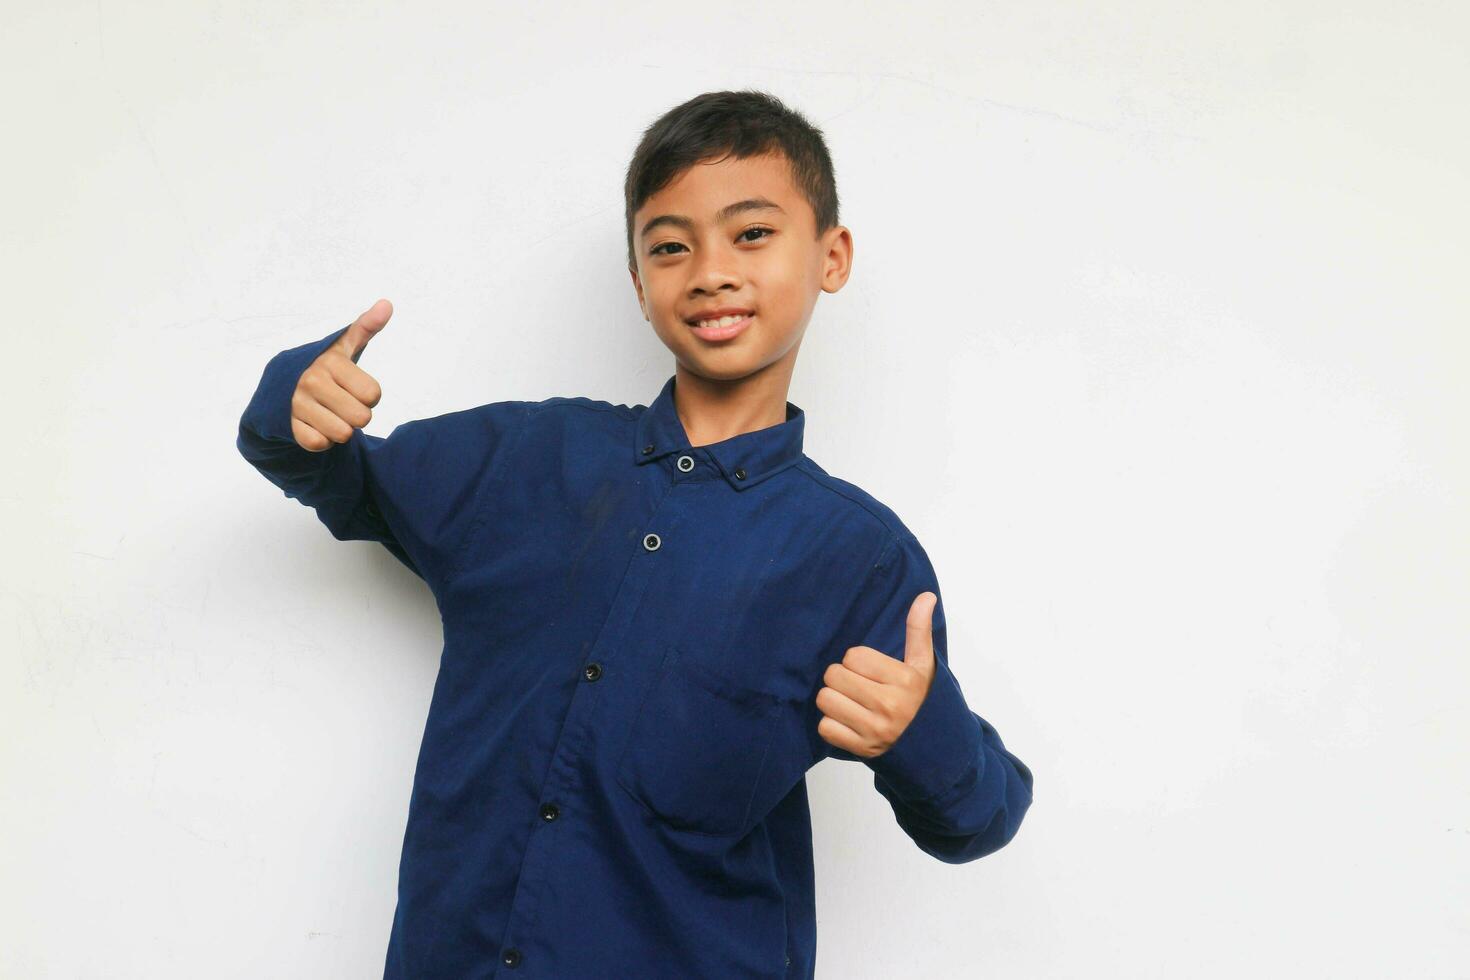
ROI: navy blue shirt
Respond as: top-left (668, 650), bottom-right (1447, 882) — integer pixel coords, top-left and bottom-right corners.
top-left (237, 325), bottom-right (1034, 979)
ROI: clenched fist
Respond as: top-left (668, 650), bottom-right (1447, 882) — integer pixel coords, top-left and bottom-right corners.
top-left (291, 298), bottom-right (393, 452)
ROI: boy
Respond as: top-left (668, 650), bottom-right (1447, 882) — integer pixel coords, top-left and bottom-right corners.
top-left (238, 90), bottom-right (1033, 979)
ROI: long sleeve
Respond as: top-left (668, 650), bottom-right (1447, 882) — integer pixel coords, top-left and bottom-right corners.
top-left (835, 532), bottom-right (1034, 865)
top-left (235, 324), bottom-right (532, 590)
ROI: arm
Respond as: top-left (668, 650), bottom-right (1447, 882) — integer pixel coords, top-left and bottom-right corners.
top-left (235, 320), bottom-right (530, 589)
top-left (830, 533), bottom-right (1035, 865)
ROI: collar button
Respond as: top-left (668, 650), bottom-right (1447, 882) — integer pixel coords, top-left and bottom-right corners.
top-left (642, 444), bottom-right (655, 456)
top-left (734, 467), bottom-right (747, 480)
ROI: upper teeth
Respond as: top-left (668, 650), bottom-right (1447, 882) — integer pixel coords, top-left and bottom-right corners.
top-left (695, 314), bottom-right (747, 328)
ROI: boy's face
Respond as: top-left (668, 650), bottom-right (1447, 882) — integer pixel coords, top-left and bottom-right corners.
top-left (629, 151), bottom-right (852, 384)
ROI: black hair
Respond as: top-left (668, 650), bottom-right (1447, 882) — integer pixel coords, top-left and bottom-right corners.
top-left (623, 89), bottom-right (840, 271)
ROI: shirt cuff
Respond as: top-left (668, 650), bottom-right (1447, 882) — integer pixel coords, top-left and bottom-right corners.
top-left (864, 651), bottom-right (984, 804)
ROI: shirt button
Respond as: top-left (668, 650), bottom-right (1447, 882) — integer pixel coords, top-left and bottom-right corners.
top-left (643, 532), bottom-right (661, 551)
top-left (502, 947), bottom-right (522, 967)
top-left (364, 498), bottom-right (381, 519)
top-left (583, 662), bottom-right (602, 681)
top-left (734, 467), bottom-right (747, 480)
top-left (676, 454), bottom-right (694, 472)
top-left (642, 443), bottom-right (655, 455)
top-left (540, 802), bottom-right (560, 821)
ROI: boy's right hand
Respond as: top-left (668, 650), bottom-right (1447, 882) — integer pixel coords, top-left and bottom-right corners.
top-left (291, 298), bottom-right (394, 452)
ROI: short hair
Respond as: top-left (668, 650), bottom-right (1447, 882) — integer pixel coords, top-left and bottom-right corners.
top-left (623, 89), bottom-right (841, 271)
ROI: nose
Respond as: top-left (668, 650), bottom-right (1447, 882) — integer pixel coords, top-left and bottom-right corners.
top-left (687, 243), bottom-right (743, 295)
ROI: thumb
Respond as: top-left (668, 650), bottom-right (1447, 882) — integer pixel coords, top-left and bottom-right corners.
top-left (903, 591), bottom-right (938, 683)
top-left (335, 297), bottom-right (394, 364)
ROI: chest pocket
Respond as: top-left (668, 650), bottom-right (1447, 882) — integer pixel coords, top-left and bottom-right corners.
top-left (616, 644), bottom-right (783, 838)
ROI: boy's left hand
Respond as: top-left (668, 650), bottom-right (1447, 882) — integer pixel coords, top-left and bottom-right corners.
top-left (815, 592), bottom-right (938, 759)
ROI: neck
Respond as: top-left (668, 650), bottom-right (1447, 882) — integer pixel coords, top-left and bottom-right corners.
top-left (672, 361), bottom-right (794, 448)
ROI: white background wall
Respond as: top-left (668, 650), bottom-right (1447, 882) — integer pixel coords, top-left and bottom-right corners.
top-left (3, 1), bottom-right (1466, 976)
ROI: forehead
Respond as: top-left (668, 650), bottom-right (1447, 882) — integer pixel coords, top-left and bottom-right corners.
top-left (637, 152), bottom-right (803, 224)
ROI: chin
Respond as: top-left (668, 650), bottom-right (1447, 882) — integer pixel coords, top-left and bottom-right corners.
top-left (677, 354), bottom-right (765, 384)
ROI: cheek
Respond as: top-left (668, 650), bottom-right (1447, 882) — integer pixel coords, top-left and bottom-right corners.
top-left (643, 287), bottom-right (680, 329)
top-left (765, 261), bottom-right (812, 306)
top-left (761, 281), bottom-right (808, 327)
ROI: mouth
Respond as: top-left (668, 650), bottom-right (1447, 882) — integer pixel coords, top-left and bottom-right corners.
top-left (686, 311), bottom-right (754, 342)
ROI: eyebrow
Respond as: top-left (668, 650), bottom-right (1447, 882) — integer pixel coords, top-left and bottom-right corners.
top-left (639, 197), bottom-right (786, 241)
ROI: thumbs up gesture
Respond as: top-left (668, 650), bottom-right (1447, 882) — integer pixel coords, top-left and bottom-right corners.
top-left (291, 298), bottom-right (393, 452)
top-left (816, 592), bottom-right (939, 759)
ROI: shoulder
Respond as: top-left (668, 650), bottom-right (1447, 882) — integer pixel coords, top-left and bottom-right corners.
top-left (533, 393), bottom-right (640, 423)
top-left (406, 399), bottom-right (539, 443)
top-left (789, 456), bottom-right (921, 554)
top-left (792, 460), bottom-right (946, 604)
top-left (421, 392), bottom-right (639, 437)
top-left (371, 393), bottom-right (639, 474)
top-left (512, 393), bottom-right (643, 445)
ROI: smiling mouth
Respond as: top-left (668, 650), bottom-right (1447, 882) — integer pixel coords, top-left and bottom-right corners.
top-left (686, 313), bottom-right (754, 341)
top-left (685, 312), bottom-right (754, 328)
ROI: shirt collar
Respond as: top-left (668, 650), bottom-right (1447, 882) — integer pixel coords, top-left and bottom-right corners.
top-left (633, 374), bottom-right (806, 491)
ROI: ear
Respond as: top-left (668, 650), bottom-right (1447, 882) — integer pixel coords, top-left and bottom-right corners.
top-left (819, 225), bottom-right (854, 294)
top-left (628, 265), bottom-right (647, 317)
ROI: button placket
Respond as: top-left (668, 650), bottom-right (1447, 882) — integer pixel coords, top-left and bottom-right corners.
top-left (496, 474), bottom-right (695, 960)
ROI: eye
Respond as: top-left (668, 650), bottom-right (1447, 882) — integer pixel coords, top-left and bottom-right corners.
top-left (648, 226), bottom-right (775, 257)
